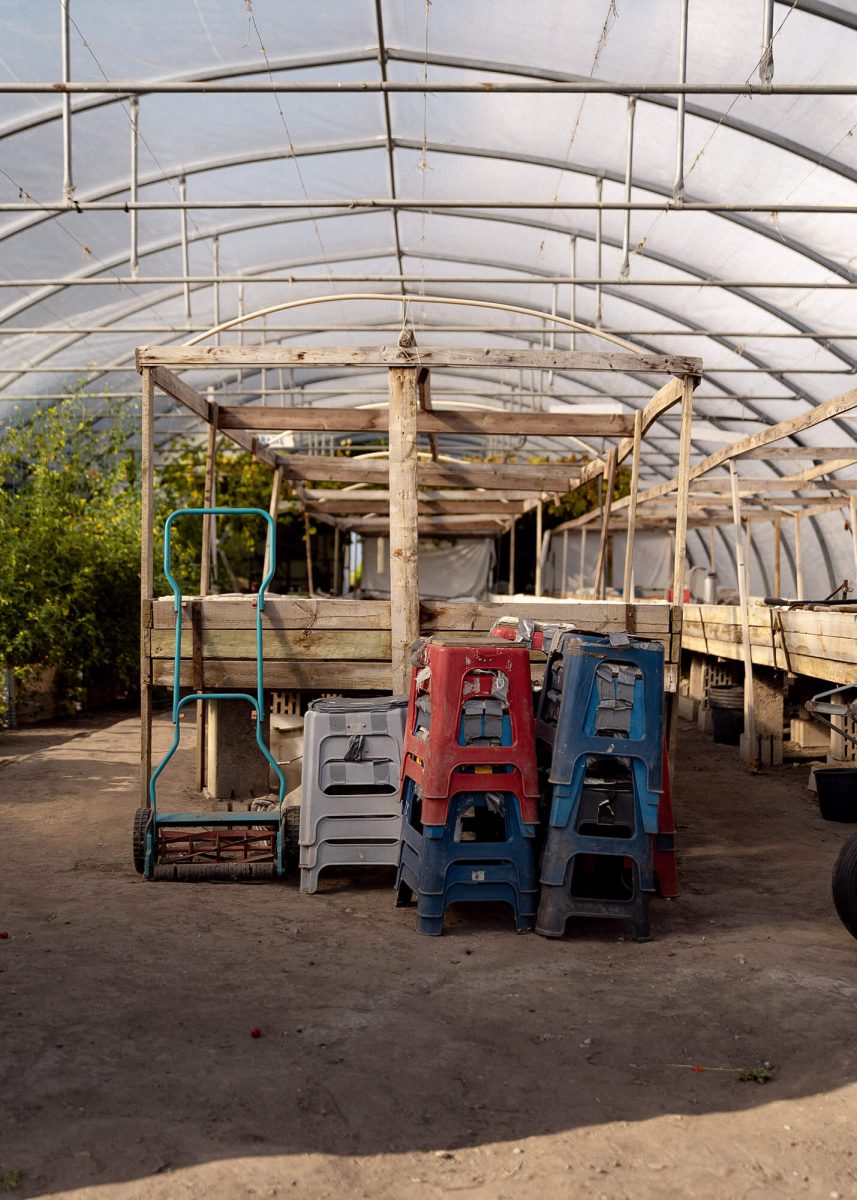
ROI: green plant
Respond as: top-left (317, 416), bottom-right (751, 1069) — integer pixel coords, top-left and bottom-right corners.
top-left (153, 439), bottom-right (303, 594)
top-left (0, 1167), bottom-right (26, 1191)
top-left (0, 394), bottom-right (141, 720)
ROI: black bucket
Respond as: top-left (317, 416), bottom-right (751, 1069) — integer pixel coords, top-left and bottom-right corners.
top-left (815, 768), bottom-right (857, 823)
top-left (709, 685), bottom-right (743, 746)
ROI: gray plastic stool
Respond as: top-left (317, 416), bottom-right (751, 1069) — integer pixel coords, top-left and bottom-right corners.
top-left (299, 695), bottom-right (407, 893)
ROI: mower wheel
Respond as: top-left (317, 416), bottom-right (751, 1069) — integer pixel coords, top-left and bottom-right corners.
top-left (832, 831), bottom-right (857, 941)
top-left (132, 807), bottom-right (153, 875)
top-left (282, 805), bottom-right (301, 871)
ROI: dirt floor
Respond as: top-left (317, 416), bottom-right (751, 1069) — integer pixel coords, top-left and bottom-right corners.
top-left (2, 712), bottom-right (857, 1199)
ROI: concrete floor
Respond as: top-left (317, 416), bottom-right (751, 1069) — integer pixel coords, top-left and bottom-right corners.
top-left (2, 712), bottom-right (857, 1199)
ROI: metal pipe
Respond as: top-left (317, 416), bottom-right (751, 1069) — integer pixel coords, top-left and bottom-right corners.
top-left (212, 235), bottom-right (220, 346)
top-left (129, 96), bottom-right (139, 276)
top-left (674, 0), bottom-right (689, 199)
top-left (179, 176), bottom-right (190, 320)
top-left (8, 273), bottom-right (857, 286)
top-left (594, 178), bottom-right (603, 325)
top-left (3, 198), bottom-right (857, 213)
top-left (0, 324), bottom-right (855, 339)
top-left (4, 79), bottom-right (856, 95)
top-left (760, 0), bottom-right (775, 85)
top-left (60, 0), bottom-right (74, 203)
top-left (620, 97), bottom-right (637, 277)
top-left (569, 237), bottom-right (576, 350)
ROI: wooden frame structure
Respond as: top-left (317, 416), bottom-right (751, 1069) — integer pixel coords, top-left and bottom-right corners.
top-left (136, 339), bottom-right (701, 803)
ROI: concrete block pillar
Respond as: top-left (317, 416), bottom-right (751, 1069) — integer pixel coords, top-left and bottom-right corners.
top-left (739, 666), bottom-right (784, 766)
top-left (678, 653), bottom-right (705, 722)
top-left (205, 695), bottom-right (271, 801)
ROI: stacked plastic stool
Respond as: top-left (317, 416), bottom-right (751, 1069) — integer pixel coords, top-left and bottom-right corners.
top-left (395, 637), bottom-right (541, 935)
top-left (299, 695), bottom-right (407, 893)
top-left (534, 630), bottom-right (667, 941)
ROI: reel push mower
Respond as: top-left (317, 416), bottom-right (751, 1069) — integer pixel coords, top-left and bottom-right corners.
top-left (132, 507), bottom-right (290, 881)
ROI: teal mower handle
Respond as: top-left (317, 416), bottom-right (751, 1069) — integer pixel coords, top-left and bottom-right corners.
top-left (150, 507), bottom-right (287, 816)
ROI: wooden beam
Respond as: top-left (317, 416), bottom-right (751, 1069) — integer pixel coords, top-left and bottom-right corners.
top-left (388, 367), bottom-right (420, 695)
top-left (304, 497), bottom-right (527, 516)
top-left (730, 464), bottom-right (756, 761)
top-left (418, 367), bottom-right (439, 462)
top-left (137, 345), bottom-right (703, 375)
top-left (594, 448), bottom-right (617, 599)
top-left (348, 520), bottom-right (509, 538)
top-left (578, 375), bottom-right (685, 485)
top-left (273, 455), bottom-right (580, 492)
top-left (739, 446), bottom-right (857, 461)
top-left (150, 364), bottom-right (277, 467)
top-left (140, 368), bottom-right (154, 807)
top-left (535, 499), bottom-right (543, 597)
top-left (561, 381), bottom-right (857, 529)
top-left (301, 487), bottom-right (539, 503)
top-left (623, 409), bottom-right (642, 602)
top-left (509, 518), bottom-right (516, 595)
top-left (303, 512), bottom-right (315, 598)
top-left (672, 375), bottom-right (694, 603)
top-left (263, 467), bottom-right (283, 580)
top-left (213, 404), bottom-right (636, 437)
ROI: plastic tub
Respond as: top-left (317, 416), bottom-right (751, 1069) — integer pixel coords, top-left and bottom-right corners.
top-left (709, 686), bottom-right (743, 746)
top-left (815, 767), bottom-right (857, 823)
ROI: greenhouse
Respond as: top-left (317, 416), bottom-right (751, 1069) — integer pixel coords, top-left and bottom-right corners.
top-left (3, 3), bottom-right (857, 1197)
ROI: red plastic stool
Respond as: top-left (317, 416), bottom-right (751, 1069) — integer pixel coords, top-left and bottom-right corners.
top-left (402, 756), bottom-right (541, 828)
top-left (402, 639), bottom-right (540, 802)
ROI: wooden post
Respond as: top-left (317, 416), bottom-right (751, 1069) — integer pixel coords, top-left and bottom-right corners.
top-left (333, 524), bottom-right (341, 594)
top-left (508, 517), bottom-right (516, 595)
top-left (140, 368), bottom-right (154, 806)
top-left (534, 499), bottom-right (543, 596)
top-left (671, 375), bottom-right (694, 603)
top-left (794, 513), bottom-right (803, 598)
top-left (561, 529), bottom-right (569, 598)
top-left (623, 409), bottom-right (642, 602)
top-left (580, 526), bottom-right (587, 593)
top-left (388, 367), bottom-right (420, 695)
top-left (745, 517), bottom-right (754, 597)
top-left (304, 512), bottom-right (315, 598)
top-left (263, 466), bottom-right (283, 581)
top-left (774, 515), bottom-right (781, 596)
top-left (594, 448), bottom-right (617, 600)
top-left (195, 407), bottom-right (218, 791)
top-left (730, 463), bottom-right (756, 761)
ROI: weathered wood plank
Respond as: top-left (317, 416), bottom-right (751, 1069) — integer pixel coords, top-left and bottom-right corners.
top-left (305, 498), bottom-right (526, 516)
top-left (275, 455), bottom-right (582, 493)
top-left (152, 659), bottom-right (394, 690)
top-left (151, 628), bottom-right (393, 661)
top-left (137, 345), bottom-right (703, 375)
top-left (150, 365), bottom-right (277, 467)
top-left (216, 405), bottom-right (636, 437)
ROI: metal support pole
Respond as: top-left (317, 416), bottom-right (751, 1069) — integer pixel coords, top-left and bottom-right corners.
top-left (730, 463), bottom-right (756, 760)
top-left (569, 236), bottom-right (576, 350)
top-left (212, 235), bottom-right (220, 346)
top-left (60, 0), bottom-right (74, 203)
top-left (620, 97), bottom-right (637, 277)
top-left (129, 96), bottom-right (139, 275)
top-left (760, 0), bottom-right (775, 84)
top-left (594, 177), bottom-right (603, 325)
top-left (179, 175), bottom-right (190, 321)
top-left (673, 0), bottom-right (689, 199)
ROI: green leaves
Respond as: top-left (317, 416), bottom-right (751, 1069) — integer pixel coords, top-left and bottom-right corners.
top-left (0, 395), bottom-right (140, 717)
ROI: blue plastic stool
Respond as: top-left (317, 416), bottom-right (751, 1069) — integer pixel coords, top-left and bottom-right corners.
top-left (395, 783), bottom-right (539, 935)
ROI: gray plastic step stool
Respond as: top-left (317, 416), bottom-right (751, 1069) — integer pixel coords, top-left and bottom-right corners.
top-left (299, 695), bottom-right (407, 893)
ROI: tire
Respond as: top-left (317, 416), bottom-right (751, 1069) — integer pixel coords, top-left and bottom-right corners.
top-left (282, 805), bottom-right (301, 872)
top-left (832, 831), bottom-right (857, 941)
top-left (132, 807), bottom-right (153, 875)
